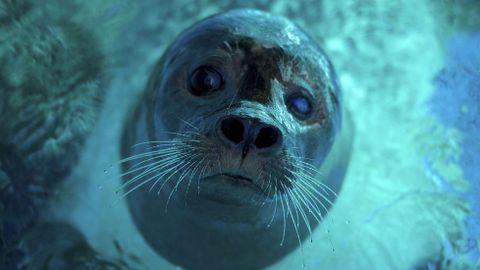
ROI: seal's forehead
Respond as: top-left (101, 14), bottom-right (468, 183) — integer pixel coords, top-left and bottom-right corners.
top-left (164, 10), bottom-right (311, 62)
top-left (167, 9), bottom-right (332, 77)
top-left (189, 9), bottom-right (310, 52)
top-left (220, 10), bottom-right (302, 42)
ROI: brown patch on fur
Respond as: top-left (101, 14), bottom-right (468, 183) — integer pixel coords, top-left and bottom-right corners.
top-left (224, 37), bottom-right (292, 104)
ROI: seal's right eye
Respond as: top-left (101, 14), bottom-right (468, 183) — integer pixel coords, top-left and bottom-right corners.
top-left (286, 93), bottom-right (313, 120)
top-left (188, 66), bottom-right (223, 96)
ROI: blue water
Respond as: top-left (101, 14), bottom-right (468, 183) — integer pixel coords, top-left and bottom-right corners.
top-left (430, 33), bottom-right (480, 263)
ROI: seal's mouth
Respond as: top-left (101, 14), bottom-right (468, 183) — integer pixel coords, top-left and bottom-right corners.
top-left (218, 173), bottom-right (253, 184)
top-left (204, 173), bottom-right (257, 188)
top-left (201, 172), bottom-right (268, 199)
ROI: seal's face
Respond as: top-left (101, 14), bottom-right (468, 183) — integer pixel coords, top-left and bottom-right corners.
top-left (121, 10), bottom-right (346, 269)
top-left (137, 11), bottom-right (341, 213)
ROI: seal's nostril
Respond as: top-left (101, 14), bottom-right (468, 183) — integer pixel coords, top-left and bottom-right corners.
top-left (254, 126), bottom-right (280, 149)
top-left (220, 117), bottom-right (245, 144)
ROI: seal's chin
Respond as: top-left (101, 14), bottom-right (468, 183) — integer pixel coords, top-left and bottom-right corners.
top-left (182, 172), bottom-right (278, 228)
top-left (197, 173), bottom-right (268, 206)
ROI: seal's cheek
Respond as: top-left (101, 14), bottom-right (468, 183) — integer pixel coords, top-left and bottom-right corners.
top-left (152, 68), bottom-right (200, 133)
top-left (296, 125), bottom-right (335, 167)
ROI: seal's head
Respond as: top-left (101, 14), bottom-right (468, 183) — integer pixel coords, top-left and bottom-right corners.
top-left (121, 9), bottom-right (348, 270)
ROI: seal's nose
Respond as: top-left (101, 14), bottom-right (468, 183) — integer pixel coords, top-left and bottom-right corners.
top-left (254, 125), bottom-right (280, 149)
top-left (218, 116), bottom-right (282, 157)
top-left (219, 117), bottom-right (245, 144)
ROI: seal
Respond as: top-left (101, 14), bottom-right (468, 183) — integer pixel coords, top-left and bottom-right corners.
top-left (120, 9), bottom-right (353, 270)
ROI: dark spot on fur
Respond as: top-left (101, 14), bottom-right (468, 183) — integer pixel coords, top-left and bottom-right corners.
top-left (226, 37), bottom-right (292, 104)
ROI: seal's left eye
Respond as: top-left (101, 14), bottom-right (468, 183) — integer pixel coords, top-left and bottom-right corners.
top-left (286, 93), bottom-right (313, 120)
top-left (189, 66), bottom-right (223, 96)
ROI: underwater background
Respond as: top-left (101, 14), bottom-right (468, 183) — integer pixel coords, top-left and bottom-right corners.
top-left (0, 0), bottom-right (479, 269)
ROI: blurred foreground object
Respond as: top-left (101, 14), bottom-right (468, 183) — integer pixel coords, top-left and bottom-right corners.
top-left (0, 0), bottom-right (106, 266)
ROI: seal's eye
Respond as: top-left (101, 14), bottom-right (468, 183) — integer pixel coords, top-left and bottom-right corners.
top-left (286, 93), bottom-right (313, 120)
top-left (189, 66), bottom-right (223, 96)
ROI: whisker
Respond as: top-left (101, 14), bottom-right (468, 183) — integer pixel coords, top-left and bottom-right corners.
top-left (286, 166), bottom-right (337, 205)
top-left (197, 159), bottom-right (212, 195)
top-left (177, 117), bottom-right (201, 131)
top-left (281, 183), bottom-right (303, 254)
top-left (119, 150), bottom-right (189, 191)
top-left (184, 157), bottom-right (206, 201)
top-left (131, 139), bottom-right (199, 148)
top-left (155, 153), bottom-right (202, 195)
top-left (267, 178), bottom-right (278, 228)
top-left (295, 176), bottom-right (334, 213)
top-left (293, 182), bottom-right (327, 223)
top-left (296, 174), bottom-right (336, 207)
top-left (286, 177), bottom-right (314, 242)
top-left (118, 149), bottom-right (187, 179)
top-left (288, 160), bottom-right (335, 196)
top-left (165, 156), bottom-right (201, 212)
top-left (279, 188), bottom-right (288, 247)
top-left (154, 130), bottom-right (204, 139)
top-left (118, 146), bottom-right (188, 164)
top-left (117, 158), bottom-right (180, 199)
